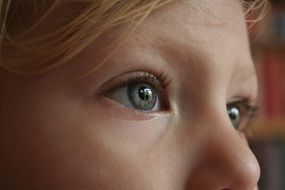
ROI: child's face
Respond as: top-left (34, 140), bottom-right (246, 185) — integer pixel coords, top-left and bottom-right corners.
top-left (0, 0), bottom-right (260, 189)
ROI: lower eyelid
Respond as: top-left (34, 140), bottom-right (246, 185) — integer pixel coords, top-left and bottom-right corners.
top-left (100, 96), bottom-right (165, 121)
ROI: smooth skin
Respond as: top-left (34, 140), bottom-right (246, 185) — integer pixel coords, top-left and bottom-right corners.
top-left (0, 0), bottom-right (260, 189)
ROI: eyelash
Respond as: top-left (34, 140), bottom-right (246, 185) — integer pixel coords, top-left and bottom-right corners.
top-left (125, 71), bottom-right (171, 90)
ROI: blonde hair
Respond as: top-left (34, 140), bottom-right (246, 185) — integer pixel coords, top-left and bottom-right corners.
top-left (0, 0), bottom-right (267, 75)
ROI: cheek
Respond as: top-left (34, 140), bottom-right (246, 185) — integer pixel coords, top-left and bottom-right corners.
top-left (0, 84), bottom-right (176, 189)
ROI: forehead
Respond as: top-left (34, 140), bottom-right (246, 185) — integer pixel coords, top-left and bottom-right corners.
top-left (120, 1), bottom-right (253, 76)
top-left (97, 0), bottom-right (257, 101)
top-left (147, 1), bottom-right (246, 49)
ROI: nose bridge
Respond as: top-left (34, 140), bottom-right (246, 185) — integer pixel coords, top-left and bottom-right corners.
top-left (186, 113), bottom-right (260, 190)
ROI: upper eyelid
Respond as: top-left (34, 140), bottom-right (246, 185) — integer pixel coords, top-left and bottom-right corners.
top-left (100, 70), bottom-right (170, 94)
top-left (227, 96), bottom-right (257, 107)
top-left (227, 99), bottom-right (255, 115)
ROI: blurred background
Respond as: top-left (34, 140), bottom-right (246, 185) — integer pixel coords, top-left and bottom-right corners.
top-left (248, 0), bottom-right (285, 189)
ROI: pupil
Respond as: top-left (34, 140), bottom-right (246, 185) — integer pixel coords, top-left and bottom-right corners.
top-left (139, 87), bottom-right (153, 101)
top-left (229, 108), bottom-right (238, 120)
top-left (128, 83), bottom-right (157, 111)
top-left (227, 107), bottom-right (240, 129)
top-left (229, 111), bottom-right (236, 120)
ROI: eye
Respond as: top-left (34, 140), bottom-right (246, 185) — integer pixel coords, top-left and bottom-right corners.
top-left (227, 99), bottom-right (257, 130)
top-left (227, 105), bottom-right (241, 129)
top-left (105, 72), bottom-right (169, 112)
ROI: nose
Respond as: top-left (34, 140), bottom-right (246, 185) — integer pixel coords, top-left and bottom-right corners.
top-left (185, 116), bottom-right (260, 190)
